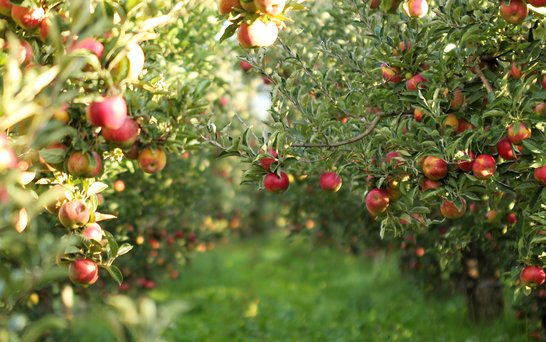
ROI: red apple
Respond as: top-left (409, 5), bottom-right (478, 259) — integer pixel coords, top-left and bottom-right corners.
top-left (70, 37), bottom-right (104, 61)
top-left (533, 102), bottom-right (546, 115)
top-left (507, 122), bottom-right (531, 145)
top-left (240, 60), bottom-right (252, 72)
top-left (219, 0), bottom-right (241, 14)
top-left (58, 201), bottom-right (90, 229)
top-left (124, 143), bottom-right (139, 160)
top-left (450, 88), bottom-right (465, 110)
top-left (421, 178), bottom-right (442, 191)
top-left (381, 64), bottom-right (402, 83)
top-left (407, 0), bottom-right (428, 17)
top-left (497, 137), bottom-right (522, 160)
top-left (39, 17), bottom-right (50, 41)
top-left (456, 119), bottom-right (474, 134)
top-left (237, 20), bottom-right (279, 48)
top-left (422, 156), bottom-right (448, 180)
top-left (535, 165), bottom-right (546, 185)
top-left (254, 0), bottom-right (286, 16)
top-left (457, 151), bottom-right (476, 172)
top-left (138, 147), bottom-right (167, 173)
top-left (485, 210), bottom-right (497, 223)
top-left (440, 197), bottom-right (467, 219)
top-left (500, 0), bottom-right (528, 24)
top-left (521, 265), bottom-right (546, 286)
top-left (11, 5), bottom-right (44, 29)
top-left (0, 140), bottom-right (17, 171)
top-left (511, 62), bottom-right (523, 79)
top-left (66, 151), bottom-right (103, 178)
top-left (472, 154), bottom-right (496, 180)
top-left (406, 73), bottom-right (427, 91)
top-left (414, 108), bottom-right (424, 122)
top-left (529, 0), bottom-right (546, 6)
top-left (264, 172), bottom-right (289, 193)
top-left (0, 0), bottom-right (12, 16)
top-left (82, 223), bottom-right (104, 241)
top-left (320, 172), bottom-right (342, 192)
top-left (259, 149), bottom-right (278, 170)
top-left (102, 117), bottom-right (140, 148)
top-left (370, 0), bottom-right (381, 9)
top-left (505, 212), bottom-right (517, 224)
top-left (68, 259), bottom-right (99, 285)
top-left (87, 95), bottom-right (128, 130)
top-left (365, 188), bottom-right (390, 217)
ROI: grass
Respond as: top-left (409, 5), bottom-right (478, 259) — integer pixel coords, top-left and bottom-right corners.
top-left (152, 233), bottom-right (530, 342)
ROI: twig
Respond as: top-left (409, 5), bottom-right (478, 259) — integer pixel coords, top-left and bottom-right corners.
top-left (473, 60), bottom-right (494, 97)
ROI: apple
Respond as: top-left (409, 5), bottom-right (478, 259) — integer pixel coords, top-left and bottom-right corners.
top-left (416, 247), bottom-right (425, 257)
top-left (254, 0), bottom-right (286, 16)
top-left (440, 197), bottom-right (467, 219)
top-left (370, 0), bottom-right (381, 9)
top-left (264, 171), bottom-right (289, 193)
top-left (68, 259), bottom-right (99, 285)
top-left (82, 223), bottom-right (104, 241)
top-left (533, 102), bottom-right (546, 115)
top-left (4, 39), bottom-right (33, 65)
top-left (450, 88), bottom-right (465, 110)
top-left (386, 181), bottom-right (401, 201)
top-left (240, 0), bottom-right (257, 12)
top-left (70, 38), bottom-right (104, 61)
top-left (421, 178), bottom-right (441, 191)
top-left (520, 265), bottom-right (546, 286)
top-left (111, 42), bottom-right (145, 83)
top-left (414, 108), bottom-right (424, 122)
top-left (457, 151), bottom-right (476, 172)
top-left (87, 95), bottom-right (128, 130)
top-left (485, 210), bottom-right (497, 223)
top-left (381, 64), bottom-right (402, 83)
top-left (406, 73), bottom-right (427, 91)
top-left (219, 0), bottom-right (241, 14)
top-left (497, 137), bottom-right (522, 160)
top-left (237, 20), bottom-right (279, 48)
top-left (58, 201), bottom-right (90, 229)
top-left (124, 143), bottom-right (139, 160)
top-left (138, 147), bottom-right (167, 173)
top-left (366, 189), bottom-right (389, 217)
top-left (39, 17), bottom-right (50, 41)
top-left (113, 180), bottom-right (126, 192)
top-left (529, 0), bottom-right (546, 6)
top-left (422, 156), bottom-right (448, 180)
top-left (511, 62), bottom-right (523, 79)
top-left (472, 154), bottom-right (496, 180)
top-left (507, 122), bottom-right (531, 145)
top-left (500, 0), bottom-right (528, 24)
top-left (505, 212), bottom-right (517, 224)
top-left (67, 151), bottom-right (103, 178)
top-left (102, 117), bottom-right (140, 148)
top-left (534, 165), bottom-right (546, 185)
top-left (320, 172), bottom-right (342, 192)
top-left (11, 6), bottom-right (44, 29)
top-left (0, 142), bottom-right (17, 171)
top-left (52, 103), bottom-right (70, 124)
top-left (240, 60), bottom-right (252, 72)
top-left (259, 149), bottom-right (278, 170)
top-left (456, 119), bottom-right (474, 134)
top-left (406, 0), bottom-right (428, 17)
top-left (443, 113), bottom-right (459, 131)
top-left (0, 0), bottom-right (12, 16)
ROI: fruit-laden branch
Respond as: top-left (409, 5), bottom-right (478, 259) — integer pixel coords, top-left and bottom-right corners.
top-left (292, 114), bottom-right (382, 148)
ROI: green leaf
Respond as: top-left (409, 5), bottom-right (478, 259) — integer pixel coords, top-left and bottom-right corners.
top-left (105, 265), bottom-right (123, 286)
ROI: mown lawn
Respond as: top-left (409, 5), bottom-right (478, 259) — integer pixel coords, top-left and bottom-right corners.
top-left (153, 234), bottom-right (530, 342)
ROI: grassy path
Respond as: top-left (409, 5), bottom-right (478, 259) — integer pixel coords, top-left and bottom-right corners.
top-left (154, 234), bottom-right (529, 342)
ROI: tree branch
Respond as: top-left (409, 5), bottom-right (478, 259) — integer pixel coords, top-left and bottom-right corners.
top-left (473, 60), bottom-right (494, 98)
top-left (292, 114), bottom-right (382, 148)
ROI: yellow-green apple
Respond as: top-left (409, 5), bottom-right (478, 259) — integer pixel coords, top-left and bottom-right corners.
top-left (443, 113), bottom-right (459, 131)
top-left (507, 122), bottom-right (531, 144)
top-left (365, 188), bottom-right (389, 217)
top-left (58, 201), bottom-right (90, 229)
top-left (264, 171), bottom-right (289, 193)
top-left (440, 197), bottom-right (467, 219)
top-left (497, 137), bottom-right (522, 160)
top-left (422, 156), bottom-right (448, 180)
top-left (320, 172), bottom-right (342, 192)
top-left (255, 0), bottom-right (286, 15)
top-left (82, 222), bottom-right (104, 241)
top-left (219, 0), bottom-right (241, 14)
top-left (102, 117), bottom-right (140, 148)
top-left (67, 151), bottom-right (103, 178)
top-left (111, 43), bottom-right (145, 83)
top-left (472, 154), bottom-right (496, 180)
top-left (520, 265), bottom-right (546, 286)
top-left (138, 147), bottom-right (167, 173)
top-left (381, 64), bottom-right (402, 83)
top-left (87, 95), bottom-right (127, 130)
top-left (237, 20), bottom-right (279, 48)
top-left (68, 259), bottom-right (99, 285)
top-left (500, 0), bottom-right (528, 24)
top-left (11, 5), bottom-right (44, 29)
top-left (535, 165), bottom-right (546, 185)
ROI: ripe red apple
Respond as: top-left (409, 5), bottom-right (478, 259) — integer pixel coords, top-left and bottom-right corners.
top-left (456, 119), bottom-right (474, 134)
top-left (68, 259), bottom-right (99, 285)
top-left (529, 0), bottom-right (546, 6)
top-left (406, 0), bottom-right (428, 17)
top-left (440, 197), bottom-right (467, 219)
top-left (264, 171), bottom-right (289, 193)
top-left (457, 151), bottom-right (476, 172)
top-left (370, 0), bottom-right (381, 9)
top-left (520, 265), bottom-right (546, 286)
top-left (450, 88), bottom-right (465, 110)
top-left (219, 0), bottom-right (241, 14)
top-left (534, 165), bottom-right (546, 185)
top-left (414, 108), bottom-right (424, 122)
top-left (82, 223), bottom-right (104, 241)
top-left (533, 102), bottom-right (546, 115)
top-left (381, 64), bottom-right (402, 83)
top-left (472, 154), bottom-right (496, 180)
top-left (240, 60), bottom-right (252, 72)
top-left (421, 178), bottom-right (442, 191)
top-left (102, 117), bottom-right (140, 148)
top-left (320, 172), bottom-right (342, 192)
top-left (422, 156), bottom-right (448, 180)
top-left (70, 37), bottom-right (104, 61)
top-left (39, 17), bottom-right (50, 41)
top-left (0, 138), bottom-right (17, 171)
top-left (507, 122), bottom-right (531, 145)
top-left (497, 137), bottom-right (522, 160)
top-left (58, 201), bottom-right (90, 229)
top-left (500, 0), bottom-right (528, 24)
top-left (505, 212), bottom-right (517, 224)
top-left (87, 95), bottom-right (128, 130)
top-left (11, 5), bottom-right (44, 29)
top-left (259, 149), bottom-right (278, 170)
top-left (485, 210), bottom-right (497, 223)
top-left (406, 73), bottom-right (427, 91)
top-left (0, 0), bottom-right (12, 16)
top-left (255, 0), bottom-right (286, 16)
top-left (66, 151), bottom-right (103, 178)
top-left (237, 20), bottom-right (279, 48)
top-left (511, 62), bottom-right (523, 79)
top-left (365, 188), bottom-right (389, 217)
top-left (138, 147), bottom-right (167, 173)
top-left (385, 151), bottom-right (405, 168)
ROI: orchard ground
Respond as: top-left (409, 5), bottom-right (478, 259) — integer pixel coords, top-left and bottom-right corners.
top-left (68, 233), bottom-right (531, 341)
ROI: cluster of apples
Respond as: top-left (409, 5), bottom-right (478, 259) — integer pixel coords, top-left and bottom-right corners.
top-left (219, 0), bottom-right (287, 48)
top-left (381, 42), bottom-right (429, 92)
top-left (500, 0), bottom-right (546, 24)
top-left (371, 0), bottom-right (429, 18)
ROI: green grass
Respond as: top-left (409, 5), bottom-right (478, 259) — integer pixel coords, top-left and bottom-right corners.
top-left (152, 234), bottom-right (530, 342)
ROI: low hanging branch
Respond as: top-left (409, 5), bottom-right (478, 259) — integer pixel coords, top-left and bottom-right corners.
top-left (292, 114), bottom-right (382, 148)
